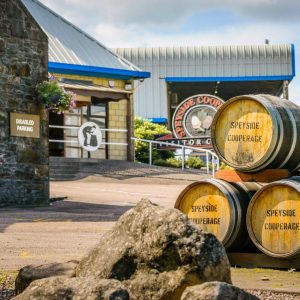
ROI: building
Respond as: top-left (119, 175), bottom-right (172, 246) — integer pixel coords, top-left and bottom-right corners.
top-left (0, 0), bottom-right (49, 206)
top-left (115, 45), bottom-right (295, 126)
top-left (22, 0), bottom-right (150, 161)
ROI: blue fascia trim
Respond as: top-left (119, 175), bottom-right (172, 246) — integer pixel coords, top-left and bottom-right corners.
top-left (48, 62), bottom-right (151, 80)
top-left (291, 44), bottom-right (296, 77)
top-left (148, 118), bottom-right (168, 124)
top-left (165, 75), bottom-right (294, 83)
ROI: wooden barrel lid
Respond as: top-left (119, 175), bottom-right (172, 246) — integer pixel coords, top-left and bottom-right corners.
top-left (212, 96), bottom-right (275, 169)
top-left (247, 179), bottom-right (300, 258)
top-left (175, 181), bottom-right (235, 245)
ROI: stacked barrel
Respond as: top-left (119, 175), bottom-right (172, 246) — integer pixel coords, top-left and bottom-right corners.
top-left (175, 94), bottom-right (300, 259)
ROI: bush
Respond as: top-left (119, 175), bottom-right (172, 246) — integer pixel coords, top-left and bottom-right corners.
top-left (134, 118), bottom-right (174, 163)
top-left (166, 157), bottom-right (182, 168)
top-left (153, 159), bottom-right (169, 167)
top-left (219, 162), bottom-right (233, 170)
top-left (185, 156), bottom-right (205, 169)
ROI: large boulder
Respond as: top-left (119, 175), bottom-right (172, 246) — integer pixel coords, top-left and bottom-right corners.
top-left (180, 281), bottom-right (260, 300)
top-left (15, 260), bottom-right (78, 295)
top-left (13, 277), bottom-right (129, 300)
top-left (76, 199), bottom-right (231, 300)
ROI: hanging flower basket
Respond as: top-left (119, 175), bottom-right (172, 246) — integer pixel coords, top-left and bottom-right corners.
top-left (37, 80), bottom-right (76, 113)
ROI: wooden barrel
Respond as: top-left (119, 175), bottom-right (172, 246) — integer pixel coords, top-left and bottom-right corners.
top-left (247, 177), bottom-right (300, 258)
top-left (211, 94), bottom-right (300, 172)
top-left (175, 179), bottom-right (262, 251)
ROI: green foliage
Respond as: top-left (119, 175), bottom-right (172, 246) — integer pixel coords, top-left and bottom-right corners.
top-left (153, 159), bottom-right (169, 167)
top-left (37, 81), bottom-right (76, 113)
top-left (134, 118), bottom-right (174, 163)
top-left (185, 156), bottom-right (205, 169)
top-left (166, 157), bottom-right (182, 168)
top-left (219, 162), bottom-right (233, 170)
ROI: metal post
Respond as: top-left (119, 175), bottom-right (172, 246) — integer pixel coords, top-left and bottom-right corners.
top-left (283, 80), bottom-right (289, 100)
top-left (149, 142), bottom-right (152, 165)
top-left (206, 152), bottom-right (209, 174)
top-left (182, 147), bottom-right (185, 170)
top-left (212, 160), bottom-right (215, 178)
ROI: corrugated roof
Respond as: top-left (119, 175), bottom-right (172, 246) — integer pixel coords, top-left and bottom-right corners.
top-left (114, 45), bottom-right (295, 118)
top-left (115, 45), bottom-right (294, 78)
top-left (21, 0), bottom-right (142, 73)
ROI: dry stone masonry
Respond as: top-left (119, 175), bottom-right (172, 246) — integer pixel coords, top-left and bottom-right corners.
top-left (0, 0), bottom-right (49, 206)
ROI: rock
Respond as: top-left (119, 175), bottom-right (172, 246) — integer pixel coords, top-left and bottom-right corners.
top-left (76, 199), bottom-right (231, 300)
top-left (180, 281), bottom-right (260, 300)
top-left (15, 260), bottom-right (78, 295)
top-left (14, 276), bottom-right (129, 300)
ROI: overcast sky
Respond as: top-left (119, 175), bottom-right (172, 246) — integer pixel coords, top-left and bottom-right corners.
top-left (40, 0), bottom-right (299, 104)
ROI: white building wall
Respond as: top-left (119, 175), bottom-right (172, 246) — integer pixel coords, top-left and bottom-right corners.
top-left (115, 45), bottom-right (294, 119)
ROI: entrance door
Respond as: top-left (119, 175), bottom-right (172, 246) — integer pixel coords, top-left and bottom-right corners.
top-left (49, 111), bottom-right (64, 157)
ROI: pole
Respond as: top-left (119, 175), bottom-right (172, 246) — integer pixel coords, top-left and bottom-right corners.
top-left (206, 152), bottom-right (209, 174)
top-left (182, 147), bottom-right (185, 170)
top-left (149, 142), bottom-right (152, 165)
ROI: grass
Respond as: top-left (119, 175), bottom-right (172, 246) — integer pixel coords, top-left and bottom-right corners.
top-left (0, 270), bottom-right (18, 290)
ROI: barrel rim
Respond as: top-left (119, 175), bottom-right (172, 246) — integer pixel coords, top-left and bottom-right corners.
top-left (211, 94), bottom-right (281, 172)
top-left (246, 179), bottom-right (300, 258)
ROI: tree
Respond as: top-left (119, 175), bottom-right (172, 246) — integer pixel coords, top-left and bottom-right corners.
top-left (134, 118), bottom-right (174, 163)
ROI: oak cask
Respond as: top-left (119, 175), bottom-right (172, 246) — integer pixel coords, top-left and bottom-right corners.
top-left (247, 177), bottom-right (300, 258)
top-left (211, 95), bottom-right (300, 172)
top-left (175, 179), bottom-right (262, 251)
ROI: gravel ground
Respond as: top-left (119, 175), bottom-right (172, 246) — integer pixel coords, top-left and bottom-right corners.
top-left (1, 284), bottom-right (300, 300)
top-left (247, 289), bottom-right (300, 299)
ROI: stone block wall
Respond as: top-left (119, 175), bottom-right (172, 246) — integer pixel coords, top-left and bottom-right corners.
top-left (0, 0), bottom-right (49, 206)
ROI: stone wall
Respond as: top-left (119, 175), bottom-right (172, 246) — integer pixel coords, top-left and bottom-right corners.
top-left (0, 0), bottom-right (49, 206)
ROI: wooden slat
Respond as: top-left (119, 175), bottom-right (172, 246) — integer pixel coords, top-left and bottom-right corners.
top-left (216, 169), bottom-right (290, 183)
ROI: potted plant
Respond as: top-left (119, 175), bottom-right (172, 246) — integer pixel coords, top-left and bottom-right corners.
top-left (37, 80), bottom-right (76, 113)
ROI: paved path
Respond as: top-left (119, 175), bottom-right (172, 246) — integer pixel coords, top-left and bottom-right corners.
top-left (1, 173), bottom-right (200, 270)
top-left (1, 167), bottom-right (300, 295)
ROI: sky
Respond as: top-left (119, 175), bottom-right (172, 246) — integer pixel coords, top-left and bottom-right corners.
top-left (39, 0), bottom-right (300, 104)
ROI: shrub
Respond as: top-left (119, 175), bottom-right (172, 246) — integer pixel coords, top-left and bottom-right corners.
top-left (153, 159), bottom-right (169, 167)
top-left (166, 157), bottom-right (182, 168)
top-left (134, 118), bottom-right (174, 163)
top-left (220, 162), bottom-right (233, 170)
top-left (185, 156), bottom-right (205, 169)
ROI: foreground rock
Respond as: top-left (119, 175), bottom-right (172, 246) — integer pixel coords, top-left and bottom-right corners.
top-left (13, 277), bottom-right (129, 300)
top-left (76, 199), bottom-right (231, 299)
top-left (181, 281), bottom-right (260, 300)
top-left (15, 260), bottom-right (78, 295)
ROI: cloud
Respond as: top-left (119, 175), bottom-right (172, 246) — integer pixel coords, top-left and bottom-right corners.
top-left (39, 0), bottom-right (300, 28)
top-left (38, 0), bottom-right (300, 104)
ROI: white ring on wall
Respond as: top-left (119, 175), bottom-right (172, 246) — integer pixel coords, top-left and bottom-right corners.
top-left (78, 122), bottom-right (102, 152)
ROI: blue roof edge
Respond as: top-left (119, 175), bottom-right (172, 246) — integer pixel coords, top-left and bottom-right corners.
top-left (148, 118), bottom-right (168, 123)
top-left (291, 43), bottom-right (296, 77)
top-left (165, 75), bottom-right (294, 82)
top-left (48, 62), bottom-right (151, 80)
